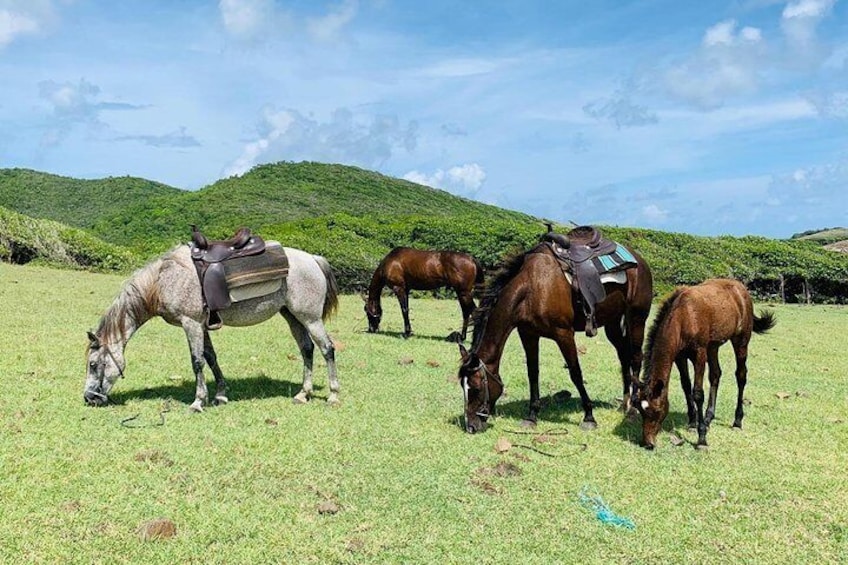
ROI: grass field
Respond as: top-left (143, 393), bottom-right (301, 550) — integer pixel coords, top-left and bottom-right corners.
top-left (1, 263), bottom-right (847, 564)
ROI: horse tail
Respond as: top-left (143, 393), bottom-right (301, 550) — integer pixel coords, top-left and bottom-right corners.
top-left (313, 255), bottom-right (339, 320)
top-left (472, 256), bottom-right (486, 297)
top-left (752, 309), bottom-right (776, 334)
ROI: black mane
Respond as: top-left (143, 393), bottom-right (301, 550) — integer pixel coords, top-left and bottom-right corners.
top-left (642, 288), bottom-right (684, 376)
top-left (470, 244), bottom-right (541, 350)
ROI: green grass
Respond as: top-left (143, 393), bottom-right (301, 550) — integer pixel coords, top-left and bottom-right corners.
top-left (1, 263), bottom-right (847, 563)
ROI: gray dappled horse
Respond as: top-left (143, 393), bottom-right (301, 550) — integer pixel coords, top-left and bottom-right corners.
top-left (83, 244), bottom-right (340, 411)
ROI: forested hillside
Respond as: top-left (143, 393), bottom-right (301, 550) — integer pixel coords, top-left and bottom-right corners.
top-left (1, 162), bottom-right (847, 302)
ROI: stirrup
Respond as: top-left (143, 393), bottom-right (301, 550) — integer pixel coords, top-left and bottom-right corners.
top-left (207, 310), bottom-right (223, 331)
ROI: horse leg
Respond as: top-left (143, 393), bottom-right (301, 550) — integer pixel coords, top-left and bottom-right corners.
top-left (393, 286), bottom-right (412, 338)
top-left (281, 310), bottom-right (315, 404)
top-left (303, 319), bottom-right (339, 405)
top-left (603, 319), bottom-right (632, 414)
top-left (705, 343), bottom-right (722, 427)
top-left (203, 330), bottom-right (229, 405)
top-left (676, 355), bottom-right (696, 430)
top-left (457, 291), bottom-right (476, 342)
top-left (692, 348), bottom-right (709, 448)
top-left (555, 329), bottom-right (596, 430)
top-left (518, 329), bottom-right (541, 427)
top-left (731, 337), bottom-right (749, 429)
top-left (182, 319), bottom-right (208, 412)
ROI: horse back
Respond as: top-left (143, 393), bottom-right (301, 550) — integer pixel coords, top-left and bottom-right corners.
top-left (380, 247), bottom-right (477, 290)
top-left (677, 279), bottom-right (753, 341)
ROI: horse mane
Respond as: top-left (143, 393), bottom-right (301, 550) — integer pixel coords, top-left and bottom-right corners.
top-left (470, 246), bottom-right (533, 350)
top-left (642, 287), bottom-right (684, 376)
top-left (94, 257), bottom-right (164, 345)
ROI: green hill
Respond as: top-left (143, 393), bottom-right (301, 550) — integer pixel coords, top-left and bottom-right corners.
top-left (791, 227), bottom-right (848, 245)
top-left (2, 162), bottom-right (847, 302)
top-left (0, 168), bottom-right (183, 232)
top-left (0, 162), bottom-right (534, 254)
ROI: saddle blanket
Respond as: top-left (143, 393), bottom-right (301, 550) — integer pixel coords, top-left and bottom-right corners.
top-left (592, 244), bottom-right (637, 275)
top-left (564, 270), bottom-right (626, 286)
top-left (222, 242), bottom-right (289, 303)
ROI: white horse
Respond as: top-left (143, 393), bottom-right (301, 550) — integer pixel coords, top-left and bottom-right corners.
top-left (83, 243), bottom-right (340, 411)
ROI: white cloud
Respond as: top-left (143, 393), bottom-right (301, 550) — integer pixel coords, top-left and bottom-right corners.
top-left (38, 78), bottom-right (146, 145)
top-left (805, 90), bottom-right (848, 118)
top-left (307, 0), bottom-right (357, 42)
top-left (665, 19), bottom-right (765, 109)
top-left (768, 157), bottom-right (848, 208)
top-left (403, 163), bottom-right (486, 196)
top-left (224, 106), bottom-right (418, 177)
top-left (0, 0), bottom-right (65, 48)
top-left (0, 9), bottom-right (38, 47)
top-left (641, 203), bottom-right (668, 222)
top-left (218, 0), bottom-right (277, 40)
top-left (781, 0), bottom-right (837, 67)
top-left (414, 56), bottom-right (516, 79)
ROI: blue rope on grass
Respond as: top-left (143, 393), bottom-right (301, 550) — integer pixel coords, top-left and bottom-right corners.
top-left (578, 486), bottom-right (636, 530)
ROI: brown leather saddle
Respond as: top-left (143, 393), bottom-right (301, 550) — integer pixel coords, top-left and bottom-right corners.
top-left (190, 225), bottom-right (266, 329)
top-left (541, 225), bottom-right (621, 337)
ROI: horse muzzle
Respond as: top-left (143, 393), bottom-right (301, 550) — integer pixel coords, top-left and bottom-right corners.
top-left (84, 389), bottom-right (108, 406)
top-left (464, 413), bottom-right (488, 434)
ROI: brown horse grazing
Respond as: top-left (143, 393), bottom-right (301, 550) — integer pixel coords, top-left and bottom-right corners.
top-left (456, 242), bottom-right (653, 433)
top-left (637, 279), bottom-right (776, 450)
top-left (365, 247), bottom-right (484, 340)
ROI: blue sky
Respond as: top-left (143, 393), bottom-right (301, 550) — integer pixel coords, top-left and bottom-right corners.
top-left (1, 0), bottom-right (846, 237)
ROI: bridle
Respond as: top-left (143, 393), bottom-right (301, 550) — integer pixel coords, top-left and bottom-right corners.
top-left (90, 340), bottom-right (125, 390)
top-left (464, 360), bottom-right (504, 419)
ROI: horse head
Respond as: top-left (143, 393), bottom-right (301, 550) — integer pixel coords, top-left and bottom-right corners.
top-left (83, 330), bottom-right (125, 406)
top-left (635, 378), bottom-right (667, 450)
top-left (457, 343), bottom-right (503, 434)
top-left (363, 298), bottom-right (382, 333)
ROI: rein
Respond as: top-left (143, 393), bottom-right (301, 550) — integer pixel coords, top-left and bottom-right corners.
top-left (472, 360), bottom-right (503, 419)
top-left (103, 344), bottom-right (126, 380)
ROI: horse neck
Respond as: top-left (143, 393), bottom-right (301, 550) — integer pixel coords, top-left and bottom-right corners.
top-left (472, 295), bottom-right (517, 374)
top-left (366, 269), bottom-right (384, 308)
top-left (643, 317), bottom-right (682, 392)
top-left (97, 261), bottom-right (161, 349)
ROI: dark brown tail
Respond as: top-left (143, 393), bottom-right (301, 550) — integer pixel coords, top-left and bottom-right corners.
top-left (472, 256), bottom-right (485, 297)
top-left (753, 309), bottom-right (776, 334)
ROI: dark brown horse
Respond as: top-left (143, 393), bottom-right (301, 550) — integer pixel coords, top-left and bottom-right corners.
top-left (456, 241), bottom-right (653, 433)
top-left (365, 247), bottom-right (484, 340)
top-left (637, 278), bottom-right (776, 450)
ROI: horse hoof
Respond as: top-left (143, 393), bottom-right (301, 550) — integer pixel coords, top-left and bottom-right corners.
top-left (579, 420), bottom-right (598, 431)
top-left (292, 392), bottom-right (310, 404)
top-left (214, 395), bottom-right (229, 405)
top-left (327, 393), bottom-right (340, 406)
top-left (189, 401), bottom-right (204, 413)
top-left (519, 419), bottom-right (537, 429)
top-left (695, 443), bottom-right (709, 451)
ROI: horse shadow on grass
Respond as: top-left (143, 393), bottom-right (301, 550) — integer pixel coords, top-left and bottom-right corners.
top-left (108, 374), bottom-right (322, 407)
top-left (612, 408), bottom-right (698, 448)
top-left (376, 329), bottom-right (467, 343)
top-left (446, 389), bottom-right (619, 431)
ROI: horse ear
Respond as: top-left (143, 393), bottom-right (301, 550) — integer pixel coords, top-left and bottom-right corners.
top-left (87, 331), bottom-right (100, 348)
top-left (458, 343), bottom-right (469, 361)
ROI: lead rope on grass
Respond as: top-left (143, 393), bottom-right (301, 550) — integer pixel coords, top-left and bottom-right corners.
top-left (502, 427), bottom-right (588, 458)
top-left (120, 400), bottom-right (171, 428)
top-left (578, 486), bottom-right (636, 530)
